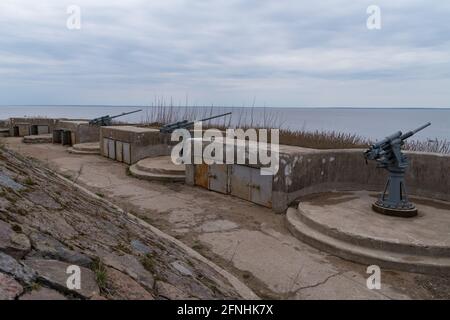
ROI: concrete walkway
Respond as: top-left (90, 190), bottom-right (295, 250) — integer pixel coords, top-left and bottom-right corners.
top-left (3, 137), bottom-right (449, 299)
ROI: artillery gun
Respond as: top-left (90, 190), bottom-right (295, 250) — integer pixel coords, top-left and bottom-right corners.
top-left (160, 112), bottom-right (232, 134)
top-left (89, 109), bottom-right (143, 126)
top-left (364, 122), bottom-right (431, 217)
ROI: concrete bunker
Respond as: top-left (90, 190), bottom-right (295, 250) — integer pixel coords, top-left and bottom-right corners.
top-left (185, 139), bottom-right (279, 209)
top-left (53, 120), bottom-right (100, 146)
top-left (190, 163), bottom-right (273, 208)
top-left (100, 126), bottom-right (174, 165)
top-left (9, 118), bottom-right (56, 137)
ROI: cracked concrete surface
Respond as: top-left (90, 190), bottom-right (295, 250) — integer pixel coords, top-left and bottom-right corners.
top-left (3, 138), bottom-right (449, 300)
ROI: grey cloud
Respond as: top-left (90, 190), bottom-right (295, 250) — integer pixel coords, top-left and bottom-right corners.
top-left (0, 0), bottom-right (449, 107)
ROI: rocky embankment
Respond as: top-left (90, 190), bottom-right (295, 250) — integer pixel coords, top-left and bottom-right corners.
top-left (0, 147), bottom-right (243, 300)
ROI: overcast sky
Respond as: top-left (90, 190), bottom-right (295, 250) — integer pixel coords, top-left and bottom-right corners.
top-left (0, 0), bottom-right (449, 107)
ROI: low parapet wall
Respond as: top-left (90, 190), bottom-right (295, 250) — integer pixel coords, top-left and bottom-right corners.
top-left (183, 139), bottom-right (449, 213)
top-left (273, 149), bottom-right (450, 212)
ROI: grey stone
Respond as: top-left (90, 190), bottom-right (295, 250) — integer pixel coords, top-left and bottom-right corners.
top-left (130, 239), bottom-right (152, 255)
top-left (27, 190), bottom-right (62, 210)
top-left (0, 272), bottom-right (24, 300)
top-left (23, 258), bottom-right (99, 299)
top-left (171, 261), bottom-right (194, 277)
top-left (156, 281), bottom-right (191, 300)
top-left (0, 171), bottom-right (24, 191)
top-left (105, 267), bottom-right (154, 300)
top-left (0, 252), bottom-right (36, 284)
top-left (101, 252), bottom-right (155, 290)
top-left (29, 232), bottom-right (92, 267)
top-left (0, 220), bottom-right (31, 259)
top-left (19, 287), bottom-right (67, 300)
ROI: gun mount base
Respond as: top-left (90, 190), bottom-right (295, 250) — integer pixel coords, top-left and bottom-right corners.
top-left (372, 202), bottom-right (417, 218)
top-left (372, 168), bottom-right (418, 218)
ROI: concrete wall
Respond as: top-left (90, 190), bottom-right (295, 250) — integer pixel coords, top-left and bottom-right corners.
top-left (273, 149), bottom-right (450, 212)
top-left (185, 139), bottom-right (450, 213)
top-left (100, 126), bottom-right (174, 164)
top-left (9, 118), bottom-right (57, 137)
top-left (77, 124), bottom-right (100, 144)
top-left (54, 121), bottom-right (99, 145)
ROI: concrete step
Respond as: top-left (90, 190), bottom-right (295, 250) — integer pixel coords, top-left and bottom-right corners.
top-left (135, 162), bottom-right (184, 176)
top-left (129, 164), bottom-right (185, 182)
top-left (68, 142), bottom-right (100, 155)
top-left (297, 206), bottom-right (450, 258)
top-left (73, 142), bottom-right (100, 151)
top-left (67, 148), bottom-right (99, 155)
top-left (286, 208), bottom-right (450, 276)
top-left (134, 156), bottom-right (185, 176)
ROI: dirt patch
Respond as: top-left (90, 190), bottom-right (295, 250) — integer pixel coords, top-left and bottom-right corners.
top-left (414, 274), bottom-right (450, 299)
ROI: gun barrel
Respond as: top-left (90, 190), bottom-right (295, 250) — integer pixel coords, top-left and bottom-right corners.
top-left (372, 131), bottom-right (402, 148)
top-left (401, 122), bottom-right (431, 140)
top-left (110, 109), bottom-right (143, 119)
top-left (412, 122), bottom-right (431, 134)
top-left (199, 112), bottom-right (232, 123)
top-left (159, 112), bottom-right (232, 133)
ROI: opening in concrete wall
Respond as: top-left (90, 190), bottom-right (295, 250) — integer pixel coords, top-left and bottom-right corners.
top-left (62, 130), bottom-right (72, 146)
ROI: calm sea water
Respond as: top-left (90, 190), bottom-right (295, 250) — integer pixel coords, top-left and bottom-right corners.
top-left (0, 106), bottom-right (449, 141)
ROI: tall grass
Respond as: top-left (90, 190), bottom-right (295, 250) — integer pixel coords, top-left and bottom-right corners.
top-left (278, 129), bottom-right (370, 149)
top-left (139, 105), bottom-right (448, 154)
top-left (141, 105), bottom-right (285, 129)
top-left (404, 138), bottom-right (450, 154)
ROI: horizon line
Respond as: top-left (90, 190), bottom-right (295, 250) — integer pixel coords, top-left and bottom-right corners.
top-left (1, 105), bottom-right (450, 110)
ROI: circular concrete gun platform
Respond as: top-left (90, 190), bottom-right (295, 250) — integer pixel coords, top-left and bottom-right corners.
top-left (67, 142), bottom-right (100, 155)
top-left (129, 156), bottom-right (185, 182)
top-left (286, 191), bottom-right (450, 275)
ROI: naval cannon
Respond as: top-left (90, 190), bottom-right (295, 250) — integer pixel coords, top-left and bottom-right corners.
top-left (89, 109), bottom-right (143, 126)
top-left (159, 112), bottom-right (232, 134)
top-left (364, 122), bottom-right (431, 217)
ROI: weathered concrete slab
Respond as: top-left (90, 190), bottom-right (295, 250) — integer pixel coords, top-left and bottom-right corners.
top-left (286, 191), bottom-right (450, 275)
top-left (196, 220), bottom-right (239, 233)
top-left (297, 191), bottom-right (450, 253)
top-left (199, 229), bottom-right (339, 294)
